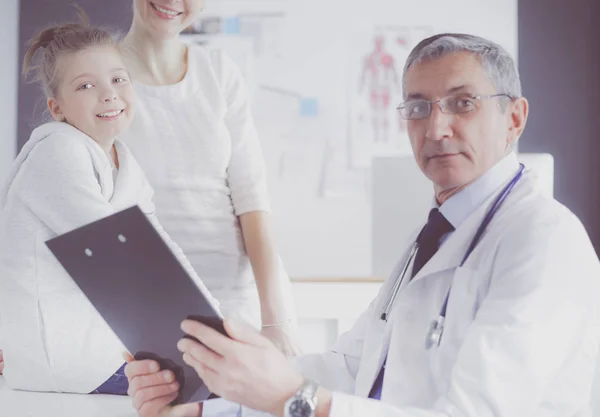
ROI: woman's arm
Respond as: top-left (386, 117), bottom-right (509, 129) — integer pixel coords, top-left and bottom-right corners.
top-left (211, 49), bottom-right (300, 354)
top-left (240, 211), bottom-right (301, 355)
top-left (239, 211), bottom-right (287, 324)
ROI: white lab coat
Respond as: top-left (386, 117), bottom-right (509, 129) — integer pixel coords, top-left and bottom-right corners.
top-left (294, 168), bottom-right (600, 417)
top-left (0, 122), bottom-right (217, 394)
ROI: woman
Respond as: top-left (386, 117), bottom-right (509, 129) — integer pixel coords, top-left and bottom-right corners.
top-left (119, 0), bottom-right (299, 354)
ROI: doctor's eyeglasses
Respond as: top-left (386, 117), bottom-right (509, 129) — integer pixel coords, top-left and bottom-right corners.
top-left (397, 93), bottom-right (514, 120)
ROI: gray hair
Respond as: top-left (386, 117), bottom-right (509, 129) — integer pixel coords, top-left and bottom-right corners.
top-left (402, 33), bottom-right (522, 101)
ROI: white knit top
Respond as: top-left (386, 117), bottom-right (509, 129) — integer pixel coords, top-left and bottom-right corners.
top-left (121, 45), bottom-right (272, 325)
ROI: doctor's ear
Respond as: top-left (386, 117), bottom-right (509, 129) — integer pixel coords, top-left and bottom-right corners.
top-left (47, 97), bottom-right (66, 122)
top-left (506, 97), bottom-right (529, 148)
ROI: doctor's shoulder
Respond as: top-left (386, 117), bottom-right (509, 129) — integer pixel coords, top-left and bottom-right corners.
top-left (490, 190), bottom-right (598, 279)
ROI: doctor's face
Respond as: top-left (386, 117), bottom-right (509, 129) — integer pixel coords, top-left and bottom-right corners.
top-left (132, 0), bottom-right (204, 39)
top-left (404, 51), bottom-right (525, 195)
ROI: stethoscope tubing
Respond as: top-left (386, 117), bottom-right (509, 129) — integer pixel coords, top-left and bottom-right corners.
top-left (380, 164), bottom-right (525, 330)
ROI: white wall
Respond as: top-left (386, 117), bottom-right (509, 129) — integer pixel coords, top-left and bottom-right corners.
top-left (372, 153), bottom-right (555, 277)
top-left (200, 0), bottom-right (519, 278)
top-left (0, 0), bottom-right (19, 184)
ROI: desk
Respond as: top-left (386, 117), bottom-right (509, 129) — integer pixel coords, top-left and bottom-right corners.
top-left (0, 377), bottom-right (245, 417)
top-left (291, 280), bottom-right (383, 353)
top-left (0, 376), bottom-right (137, 417)
top-left (0, 280), bottom-right (383, 416)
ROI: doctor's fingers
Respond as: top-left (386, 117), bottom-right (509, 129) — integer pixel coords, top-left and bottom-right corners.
top-left (128, 369), bottom-right (177, 397)
top-left (132, 382), bottom-right (180, 411)
top-left (179, 340), bottom-right (223, 373)
top-left (182, 354), bottom-right (223, 398)
top-left (224, 318), bottom-right (273, 348)
top-left (181, 320), bottom-right (239, 357)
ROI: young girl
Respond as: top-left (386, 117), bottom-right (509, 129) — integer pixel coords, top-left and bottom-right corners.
top-left (0, 13), bottom-right (217, 395)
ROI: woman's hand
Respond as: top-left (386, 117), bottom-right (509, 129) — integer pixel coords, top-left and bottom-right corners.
top-left (0, 349), bottom-right (4, 374)
top-left (260, 325), bottom-right (303, 356)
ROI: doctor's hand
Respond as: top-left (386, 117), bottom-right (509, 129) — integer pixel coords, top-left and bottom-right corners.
top-left (261, 324), bottom-right (303, 356)
top-left (0, 349), bottom-right (4, 374)
top-left (177, 318), bottom-right (304, 417)
top-left (123, 353), bottom-right (202, 417)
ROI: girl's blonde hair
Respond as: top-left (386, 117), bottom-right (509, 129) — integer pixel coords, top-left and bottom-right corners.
top-left (23, 4), bottom-right (119, 98)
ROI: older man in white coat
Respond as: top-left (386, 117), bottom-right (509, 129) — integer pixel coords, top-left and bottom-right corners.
top-left (124, 33), bottom-right (600, 417)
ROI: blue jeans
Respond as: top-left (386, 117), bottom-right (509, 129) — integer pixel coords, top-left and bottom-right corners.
top-left (90, 363), bottom-right (129, 395)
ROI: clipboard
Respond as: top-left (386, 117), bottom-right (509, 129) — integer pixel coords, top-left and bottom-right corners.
top-left (45, 205), bottom-right (224, 404)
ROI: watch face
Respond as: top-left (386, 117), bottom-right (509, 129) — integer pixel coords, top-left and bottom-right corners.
top-left (288, 398), bottom-right (314, 417)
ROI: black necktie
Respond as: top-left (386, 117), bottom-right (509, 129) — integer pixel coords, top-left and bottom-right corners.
top-left (411, 208), bottom-right (455, 278)
top-left (368, 208), bottom-right (454, 401)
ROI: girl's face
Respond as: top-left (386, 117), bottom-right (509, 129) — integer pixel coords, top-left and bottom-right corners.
top-left (132, 0), bottom-right (205, 40)
top-left (48, 45), bottom-right (136, 144)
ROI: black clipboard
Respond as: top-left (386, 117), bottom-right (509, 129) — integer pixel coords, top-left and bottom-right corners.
top-left (46, 205), bottom-right (224, 404)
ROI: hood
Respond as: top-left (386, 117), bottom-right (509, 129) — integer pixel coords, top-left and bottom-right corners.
top-left (0, 122), bottom-right (88, 210)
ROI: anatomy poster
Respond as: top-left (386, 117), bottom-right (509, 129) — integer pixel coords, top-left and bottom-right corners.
top-left (350, 26), bottom-right (432, 167)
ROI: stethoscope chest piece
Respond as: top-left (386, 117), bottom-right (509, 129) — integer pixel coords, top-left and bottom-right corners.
top-left (425, 316), bottom-right (445, 350)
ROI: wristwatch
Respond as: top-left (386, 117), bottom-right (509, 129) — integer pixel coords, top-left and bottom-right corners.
top-left (284, 378), bottom-right (319, 417)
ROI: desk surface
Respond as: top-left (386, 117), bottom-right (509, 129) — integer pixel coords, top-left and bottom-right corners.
top-left (0, 377), bottom-right (137, 417)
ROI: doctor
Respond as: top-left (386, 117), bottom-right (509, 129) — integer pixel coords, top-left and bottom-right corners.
top-left (124, 33), bottom-right (600, 417)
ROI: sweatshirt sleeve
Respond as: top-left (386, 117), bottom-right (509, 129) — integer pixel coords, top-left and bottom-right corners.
top-left (13, 134), bottom-right (115, 235)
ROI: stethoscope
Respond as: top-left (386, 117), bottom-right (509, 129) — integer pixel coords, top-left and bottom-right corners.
top-left (379, 163), bottom-right (525, 350)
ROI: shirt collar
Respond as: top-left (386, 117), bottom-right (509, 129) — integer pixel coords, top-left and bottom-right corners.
top-left (436, 152), bottom-right (521, 230)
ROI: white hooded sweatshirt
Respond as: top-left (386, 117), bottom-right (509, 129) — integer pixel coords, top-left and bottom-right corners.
top-left (0, 122), bottom-right (217, 394)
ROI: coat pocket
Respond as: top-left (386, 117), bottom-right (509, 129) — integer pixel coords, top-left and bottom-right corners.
top-left (427, 266), bottom-right (479, 391)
